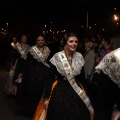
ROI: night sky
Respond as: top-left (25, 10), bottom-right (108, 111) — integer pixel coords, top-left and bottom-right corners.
top-left (0, 0), bottom-right (120, 36)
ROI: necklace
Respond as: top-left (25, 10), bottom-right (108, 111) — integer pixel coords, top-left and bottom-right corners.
top-left (64, 50), bottom-right (74, 71)
top-left (68, 59), bottom-right (72, 65)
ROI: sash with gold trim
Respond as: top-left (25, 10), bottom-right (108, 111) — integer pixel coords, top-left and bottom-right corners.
top-left (57, 52), bottom-right (94, 116)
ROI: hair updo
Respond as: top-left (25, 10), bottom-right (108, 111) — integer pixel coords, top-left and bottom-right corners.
top-left (61, 32), bottom-right (78, 47)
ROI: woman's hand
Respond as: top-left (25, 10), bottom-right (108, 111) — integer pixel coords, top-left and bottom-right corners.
top-left (44, 99), bottom-right (49, 110)
top-left (112, 109), bottom-right (120, 120)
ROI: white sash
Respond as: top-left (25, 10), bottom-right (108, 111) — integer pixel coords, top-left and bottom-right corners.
top-left (32, 46), bottom-right (50, 68)
top-left (58, 52), bottom-right (94, 116)
top-left (17, 44), bottom-right (25, 55)
top-left (39, 109), bottom-right (46, 120)
top-left (16, 44), bottom-right (28, 60)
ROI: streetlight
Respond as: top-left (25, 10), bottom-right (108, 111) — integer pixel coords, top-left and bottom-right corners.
top-left (6, 22), bottom-right (8, 32)
top-left (113, 14), bottom-right (119, 27)
top-left (6, 22), bottom-right (8, 27)
top-left (114, 15), bottom-right (119, 21)
top-left (45, 25), bottom-right (46, 33)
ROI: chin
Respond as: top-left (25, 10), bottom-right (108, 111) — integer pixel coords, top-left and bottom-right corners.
top-left (70, 49), bottom-right (76, 52)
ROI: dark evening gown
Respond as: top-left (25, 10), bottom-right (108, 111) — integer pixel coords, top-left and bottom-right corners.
top-left (93, 71), bottom-right (120, 120)
top-left (8, 43), bottom-right (30, 96)
top-left (43, 64), bottom-right (92, 120)
top-left (14, 45), bottom-right (51, 116)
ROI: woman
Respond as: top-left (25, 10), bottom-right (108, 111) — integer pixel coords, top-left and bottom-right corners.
top-left (12, 34), bottom-right (31, 105)
top-left (11, 35), bottom-right (31, 67)
top-left (4, 37), bottom-right (20, 96)
top-left (5, 35), bottom-right (30, 96)
top-left (12, 35), bottom-right (31, 83)
top-left (84, 41), bottom-right (96, 80)
top-left (96, 38), bottom-right (112, 64)
top-left (10, 37), bottom-right (19, 49)
top-left (6, 37), bottom-right (19, 70)
top-left (92, 35), bottom-right (120, 120)
top-left (33, 32), bottom-right (94, 120)
top-left (15, 34), bottom-right (51, 116)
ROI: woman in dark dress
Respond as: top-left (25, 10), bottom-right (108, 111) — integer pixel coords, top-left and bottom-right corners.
top-left (11, 35), bottom-right (31, 83)
top-left (10, 34), bottom-right (31, 86)
top-left (17, 34), bottom-right (51, 116)
top-left (33, 32), bottom-right (94, 120)
top-left (4, 37), bottom-right (19, 96)
top-left (11, 35), bottom-right (31, 109)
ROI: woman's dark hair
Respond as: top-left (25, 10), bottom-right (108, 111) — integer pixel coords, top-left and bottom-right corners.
top-left (37, 34), bottom-right (45, 39)
top-left (61, 32), bottom-right (78, 47)
top-left (18, 34), bottom-right (28, 42)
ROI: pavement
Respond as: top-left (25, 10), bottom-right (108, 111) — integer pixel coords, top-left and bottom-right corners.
top-left (0, 62), bottom-right (33, 120)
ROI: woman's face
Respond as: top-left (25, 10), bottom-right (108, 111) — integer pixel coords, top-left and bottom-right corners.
top-left (101, 39), bottom-right (106, 46)
top-left (65, 36), bottom-right (78, 52)
top-left (37, 36), bottom-right (45, 47)
top-left (21, 35), bottom-right (27, 43)
top-left (85, 44), bottom-right (90, 52)
top-left (13, 37), bottom-right (17, 42)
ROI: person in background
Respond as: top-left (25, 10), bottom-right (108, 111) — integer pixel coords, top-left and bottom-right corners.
top-left (33, 32), bottom-right (94, 120)
top-left (98, 38), bottom-right (106, 57)
top-left (12, 35), bottom-right (31, 65)
top-left (83, 41), bottom-right (96, 106)
top-left (83, 41), bottom-right (96, 80)
top-left (12, 34), bottom-right (31, 107)
top-left (6, 37), bottom-right (19, 70)
top-left (96, 38), bottom-right (112, 64)
top-left (4, 36), bottom-right (23, 96)
top-left (10, 37), bottom-right (19, 49)
top-left (92, 35), bottom-right (120, 120)
top-left (16, 34), bottom-right (51, 116)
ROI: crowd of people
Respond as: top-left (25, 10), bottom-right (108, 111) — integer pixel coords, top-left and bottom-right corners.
top-left (1, 32), bottom-right (120, 120)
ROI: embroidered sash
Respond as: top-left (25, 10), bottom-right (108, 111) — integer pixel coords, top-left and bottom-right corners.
top-left (16, 44), bottom-right (28, 60)
top-left (58, 52), bottom-right (94, 116)
top-left (32, 46), bottom-right (50, 68)
top-left (17, 44), bottom-right (25, 55)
